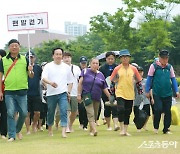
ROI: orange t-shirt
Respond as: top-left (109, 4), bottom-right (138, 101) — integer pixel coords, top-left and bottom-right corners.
top-left (110, 64), bottom-right (142, 100)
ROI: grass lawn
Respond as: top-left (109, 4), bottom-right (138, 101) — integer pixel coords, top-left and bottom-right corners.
top-left (0, 103), bottom-right (180, 154)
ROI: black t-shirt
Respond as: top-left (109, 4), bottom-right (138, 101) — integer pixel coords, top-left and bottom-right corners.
top-left (27, 64), bottom-right (42, 96)
top-left (99, 63), bottom-right (117, 101)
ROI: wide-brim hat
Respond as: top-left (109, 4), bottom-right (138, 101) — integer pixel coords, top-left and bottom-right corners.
top-left (119, 49), bottom-right (131, 57)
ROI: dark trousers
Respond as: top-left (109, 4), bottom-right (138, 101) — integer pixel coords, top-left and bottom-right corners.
top-left (97, 102), bottom-right (101, 121)
top-left (78, 103), bottom-right (88, 128)
top-left (153, 95), bottom-right (172, 133)
top-left (116, 97), bottom-right (133, 125)
top-left (0, 100), bottom-right (7, 136)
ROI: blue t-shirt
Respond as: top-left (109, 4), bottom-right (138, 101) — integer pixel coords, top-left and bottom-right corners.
top-left (80, 68), bottom-right (108, 102)
top-left (27, 64), bottom-right (42, 96)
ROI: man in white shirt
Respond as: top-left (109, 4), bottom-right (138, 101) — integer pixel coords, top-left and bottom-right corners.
top-left (41, 48), bottom-right (73, 138)
top-left (63, 52), bottom-right (81, 132)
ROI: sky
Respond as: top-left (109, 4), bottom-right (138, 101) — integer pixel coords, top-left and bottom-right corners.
top-left (1, 0), bottom-right (179, 49)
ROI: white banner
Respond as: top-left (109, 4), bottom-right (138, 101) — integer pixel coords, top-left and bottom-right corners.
top-left (7, 12), bottom-right (48, 31)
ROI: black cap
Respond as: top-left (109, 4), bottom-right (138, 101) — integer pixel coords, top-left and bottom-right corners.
top-left (26, 51), bottom-right (35, 58)
top-left (159, 50), bottom-right (169, 58)
top-left (80, 56), bottom-right (87, 63)
top-left (8, 39), bottom-right (20, 46)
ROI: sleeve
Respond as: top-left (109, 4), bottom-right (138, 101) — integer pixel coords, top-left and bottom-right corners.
top-left (147, 64), bottom-right (155, 76)
top-left (41, 64), bottom-right (49, 80)
top-left (170, 65), bottom-right (175, 78)
top-left (110, 65), bottom-right (120, 81)
top-left (133, 67), bottom-right (142, 82)
top-left (0, 60), bottom-right (4, 73)
top-left (67, 66), bottom-right (74, 84)
top-left (102, 73), bottom-right (108, 89)
top-left (26, 57), bottom-right (29, 71)
top-left (145, 76), bottom-right (153, 93)
top-left (171, 77), bottom-right (179, 93)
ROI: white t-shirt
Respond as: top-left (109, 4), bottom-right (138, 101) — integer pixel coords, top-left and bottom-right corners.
top-left (70, 64), bottom-right (81, 96)
top-left (41, 61), bottom-right (73, 96)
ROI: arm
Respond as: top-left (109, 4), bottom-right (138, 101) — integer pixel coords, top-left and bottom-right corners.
top-left (42, 78), bottom-right (58, 88)
top-left (103, 88), bottom-right (110, 100)
top-left (110, 65), bottom-right (120, 83)
top-left (67, 83), bottom-right (73, 94)
top-left (171, 77), bottom-right (179, 98)
top-left (28, 65), bottom-right (34, 78)
top-left (0, 72), bottom-right (3, 101)
top-left (145, 76), bottom-right (153, 98)
top-left (77, 77), bottom-right (83, 103)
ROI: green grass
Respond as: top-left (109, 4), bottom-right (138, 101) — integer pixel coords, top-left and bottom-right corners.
top-left (1, 104), bottom-right (180, 154)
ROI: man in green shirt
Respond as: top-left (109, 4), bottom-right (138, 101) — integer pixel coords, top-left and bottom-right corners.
top-left (0, 39), bottom-right (34, 141)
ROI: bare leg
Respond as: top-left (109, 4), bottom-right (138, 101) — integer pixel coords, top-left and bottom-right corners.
top-left (113, 118), bottom-right (120, 131)
top-left (89, 121), bottom-right (97, 136)
top-left (32, 111), bottom-right (40, 132)
top-left (105, 117), bottom-right (112, 130)
top-left (62, 127), bottom-right (67, 138)
top-left (25, 112), bottom-right (31, 134)
top-left (119, 122), bottom-right (125, 135)
top-left (48, 126), bottom-right (53, 136)
top-left (69, 111), bottom-right (78, 132)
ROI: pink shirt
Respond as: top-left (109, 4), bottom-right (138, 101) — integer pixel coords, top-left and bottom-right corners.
top-left (148, 61), bottom-right (175, 78)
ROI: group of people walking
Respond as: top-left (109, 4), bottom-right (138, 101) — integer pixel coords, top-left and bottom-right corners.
top-left (0, 39), bottom-right (179, 142)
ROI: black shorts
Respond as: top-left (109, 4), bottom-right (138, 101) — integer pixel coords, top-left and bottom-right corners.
top-left (27, 96), bottom-right (42, 113)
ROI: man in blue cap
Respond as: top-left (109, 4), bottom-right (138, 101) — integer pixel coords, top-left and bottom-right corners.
top-left (145, 50), bottom-right (179, 134)
top-left (78, 56), bottom-right (88, 130)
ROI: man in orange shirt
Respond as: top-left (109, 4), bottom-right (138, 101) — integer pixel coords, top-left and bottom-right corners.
top-left (110, 49), bottom-right (142, 136)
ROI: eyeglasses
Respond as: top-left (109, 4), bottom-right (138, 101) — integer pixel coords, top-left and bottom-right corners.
top-left (121, 56), bottom-right (130, 58)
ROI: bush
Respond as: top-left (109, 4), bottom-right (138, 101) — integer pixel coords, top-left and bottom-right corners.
top-left (176, 77), bottom-right (180, 86)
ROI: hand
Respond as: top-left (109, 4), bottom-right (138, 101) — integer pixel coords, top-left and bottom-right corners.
top-left (67, 92), bottom-right (71, 102)
top-left (0, 92), bottom-right (3, 101)
top-left (176, 92), bottom-right (180, 98)
top-left (151, 98), bottom-right (154, 105)
top-left (50, 82), bottom-right (58, 88)
top-left (28, 65), bottom-right (33, 72)
top-left (146, 93), bottom-right (150, 99)
top-left (77, 95), bottom-right (82, 103)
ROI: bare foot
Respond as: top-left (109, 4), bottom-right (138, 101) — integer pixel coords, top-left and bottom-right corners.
top-left (62, 134), bottom-right (67, 138)
top-left (120, 131), bottom-right (125, 136)
top-left (17, 133), bottom-right (23, 140)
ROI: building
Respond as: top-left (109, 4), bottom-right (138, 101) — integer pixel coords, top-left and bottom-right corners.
top-left (18, 30), bottom-right (74, 48)
top-left (64, 22), bottom-right (87, 36)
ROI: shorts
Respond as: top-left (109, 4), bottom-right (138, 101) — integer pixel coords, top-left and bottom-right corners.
top-left (27, 95), bottom-right (42, 113)
top-left (67, 96), bottom-right (78, 112)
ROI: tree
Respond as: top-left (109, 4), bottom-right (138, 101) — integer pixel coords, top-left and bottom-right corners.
top-left (168, 15), bottom-right (180, 73)
top-left (138, 19), bottom-right (173, 54)
top-left (89, 8), bottom-right (141, 53)
top-left (33, 40), bottom-right (67, 64)
top-left (123, 0), bottom-right (180, 21)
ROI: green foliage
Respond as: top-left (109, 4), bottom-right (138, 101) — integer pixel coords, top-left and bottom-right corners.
top-left (123, 0), bottom-right (180, 21)
top-left (139, 19), bottom-right (173, 53)
top-left (176, 77), bottom-right (180, 86)
top-left (33, 40), bottom-right (66, 64)
top-left (168, 15), bottom-right (180, 65)
top-left (89, 8), bottom-right (141, 53)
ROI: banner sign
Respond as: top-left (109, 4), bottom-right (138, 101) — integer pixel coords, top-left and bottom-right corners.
top-left (7, 12), bottom-right (48, 31)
